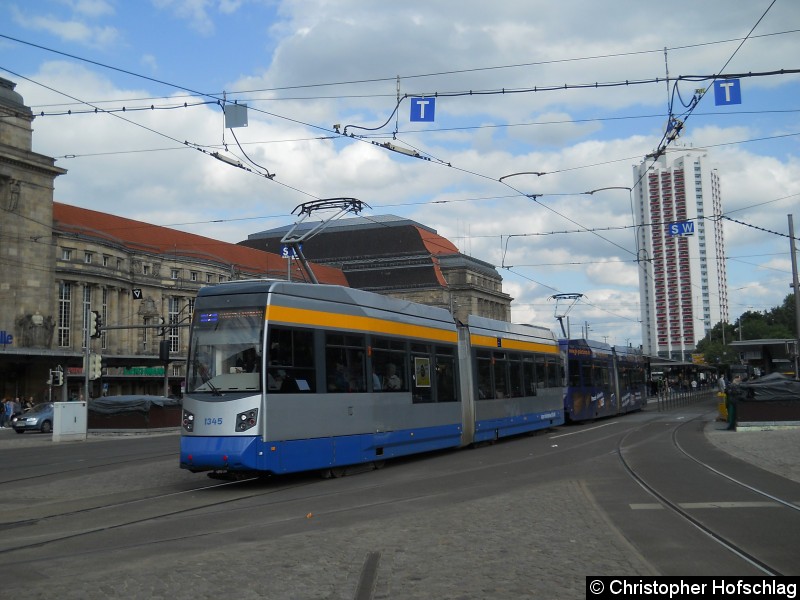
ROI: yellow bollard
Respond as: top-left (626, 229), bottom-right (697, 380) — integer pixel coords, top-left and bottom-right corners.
top-left (717, 392), bottom-right (728, 421)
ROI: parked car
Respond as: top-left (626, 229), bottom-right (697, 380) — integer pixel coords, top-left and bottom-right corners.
top-left (11, 402), bottom-right (54, 434)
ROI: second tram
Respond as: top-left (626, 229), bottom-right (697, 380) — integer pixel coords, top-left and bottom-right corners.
top-left (560, 338), bottom-right (648, 422)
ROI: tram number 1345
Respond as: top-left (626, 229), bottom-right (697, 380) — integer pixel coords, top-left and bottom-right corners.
top-left (204, 417), bottom-right (224, 426)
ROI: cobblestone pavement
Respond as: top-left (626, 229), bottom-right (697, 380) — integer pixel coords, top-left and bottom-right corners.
top-left (18, 478), bottom-right (656, 600)
top-left (705, 422), bottom-right (800, 484)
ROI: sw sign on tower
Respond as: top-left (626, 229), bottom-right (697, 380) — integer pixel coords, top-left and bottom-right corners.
top-left (668, 220), bottom-right (695, 236)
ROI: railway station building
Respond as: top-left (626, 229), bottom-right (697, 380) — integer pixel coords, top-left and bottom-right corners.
top-left (240, 216), bottom-right (512, 324)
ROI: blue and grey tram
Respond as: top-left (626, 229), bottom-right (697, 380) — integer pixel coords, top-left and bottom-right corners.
top-left (179, 280), bottom-right (564, 476)
top-left (560, 338), bottom-right (648, 422)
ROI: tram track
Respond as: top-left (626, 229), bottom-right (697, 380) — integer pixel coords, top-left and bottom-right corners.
top-left (0, 450), bottom-right (176, 486)
top-left (0, 426), bottom-right (610, 562)
top-left (672, 420), bottom-right (800, 513)
top-left (0, 474), bottom-right (259, 536)
top-left (617, 412), bottom-right (800, 576)
top-left (0, 454), bottom-right (511, 563)
top-left (0, 474), bottom-right (322, 558)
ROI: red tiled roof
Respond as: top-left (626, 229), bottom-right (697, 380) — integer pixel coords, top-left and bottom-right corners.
top-left (53, 202), bottom-right (348, 286)
top-left (414, 226), bottom-right (458, 287)
top-left (414, 226), bottom-right (459, 256)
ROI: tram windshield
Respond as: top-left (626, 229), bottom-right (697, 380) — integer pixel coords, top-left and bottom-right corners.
top-left (186, 308), bottom-right (264, 393)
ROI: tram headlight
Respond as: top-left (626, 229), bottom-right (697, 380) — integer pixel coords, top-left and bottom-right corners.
top-left (235, 408), bottom-right (258, 432)
top-left (182, 409), bottom-right (195, 432)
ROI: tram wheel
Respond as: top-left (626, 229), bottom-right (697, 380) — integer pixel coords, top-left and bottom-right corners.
top-left (320, 467), bottom-right (347, 478)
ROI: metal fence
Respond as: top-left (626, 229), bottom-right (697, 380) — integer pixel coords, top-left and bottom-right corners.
top-left (651, 387), bottom-right (719, 412)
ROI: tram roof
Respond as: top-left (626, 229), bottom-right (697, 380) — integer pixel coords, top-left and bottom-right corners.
top-left (198, 280), bottom-right (457, 325)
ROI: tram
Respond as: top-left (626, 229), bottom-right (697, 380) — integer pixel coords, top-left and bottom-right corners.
top-left (180, 280), bottom-right (564, 476)
top-left (560, 338), bottom-right (648, 422)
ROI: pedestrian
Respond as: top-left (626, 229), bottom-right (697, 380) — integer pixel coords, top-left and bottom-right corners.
top-left (0, 398), bottom-right (7, 427)
top-left (717, 374), bottom-right (727, 393)
top-left (725, 377), bottom-right (739, 431)
top-left (3, 397), bottom-right (13, 427)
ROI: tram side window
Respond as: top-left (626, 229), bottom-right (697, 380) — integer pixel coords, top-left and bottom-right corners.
top-left (522, 358), bottom-right (537, 396)
top-left (326, 333), bottom-right (366, 393)
top-left (411, 343), bottom-right (433, 403)
top-left (620, 367), bottom-right (631, 388)
top-left (493, 352), bottom-right (510, 398)
top-left (267, 326), bottom-right (315, 393)
top-left (581, 361), bottom-right (593, 387)
top-left (539, 357), bottom-right (560, 388)
top-left (507, 354), bottom-right (523, 397)
top-left (435, 346), bottom-right (457, 402)
top-left (535, 356), bottom-right (545, 388)
top-left (595, 364), bottom-right (610, 387)
top-left (553, 359), bottom-right (565, 387)
top-left (476, 349), bottom-right (492, 400)
top-left (568, 359), bottom-right (582, 387)
top-left (371, 337), bottom-right (407, 392)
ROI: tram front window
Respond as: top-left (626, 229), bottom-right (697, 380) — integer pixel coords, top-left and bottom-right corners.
top-left (187, 308), bottom-right (264, 393)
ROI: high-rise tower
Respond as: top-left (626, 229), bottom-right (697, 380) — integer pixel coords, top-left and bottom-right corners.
top-left (633, 148), bottom-right (729, 360)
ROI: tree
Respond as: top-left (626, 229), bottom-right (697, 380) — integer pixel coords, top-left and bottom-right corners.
top-left (696, 292), bottom-right (796, 370)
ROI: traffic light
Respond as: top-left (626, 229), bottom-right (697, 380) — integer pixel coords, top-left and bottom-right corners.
top-left (87, 352), bottom-right (103, 380)
top-left (89, 310), bottom-right (102, 338)
top-left (51, 370), bottom-right (63, 386)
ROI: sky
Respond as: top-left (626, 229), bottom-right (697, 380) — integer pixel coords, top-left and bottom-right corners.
top-left (2, 0), bottom-right (799, 348)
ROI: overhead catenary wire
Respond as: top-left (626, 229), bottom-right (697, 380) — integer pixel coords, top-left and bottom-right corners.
top-left (4, 22), bottom-right (792, 328)
top-left (6, 28), bottom-right (798, 106)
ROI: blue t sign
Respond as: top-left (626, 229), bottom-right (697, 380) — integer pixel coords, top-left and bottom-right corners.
top-left (714, 79), bottom-right (741, 106)
top-left (410, 97), bottom-right (435, 122)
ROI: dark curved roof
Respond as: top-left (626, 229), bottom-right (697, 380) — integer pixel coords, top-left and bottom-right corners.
top-left (240, 216), bottom-right (460, 290)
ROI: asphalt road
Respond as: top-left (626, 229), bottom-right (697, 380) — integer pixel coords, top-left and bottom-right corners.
top-left (0, 397), bottom-right (797, 599)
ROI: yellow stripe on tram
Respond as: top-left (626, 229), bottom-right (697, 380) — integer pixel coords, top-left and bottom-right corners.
top-left (470, 333), bottom-right (559, 355)
top-left (266, 305), bottom-right (458, 344)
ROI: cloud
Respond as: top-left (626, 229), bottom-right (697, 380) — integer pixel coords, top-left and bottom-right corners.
top-left (152, 0), bottom-right (219, 35)
top-left (9, 0), bottom-right (120, 48)
top-left (140, 54), bottom-right (159, 73)
top-left (11, 7), bottom-right (120, 47)
top-left (70, 0), bottom-right (115, 18)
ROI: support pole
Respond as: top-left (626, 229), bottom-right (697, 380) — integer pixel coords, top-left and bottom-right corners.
top-left (789, 215), bottom-right (800, 380)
